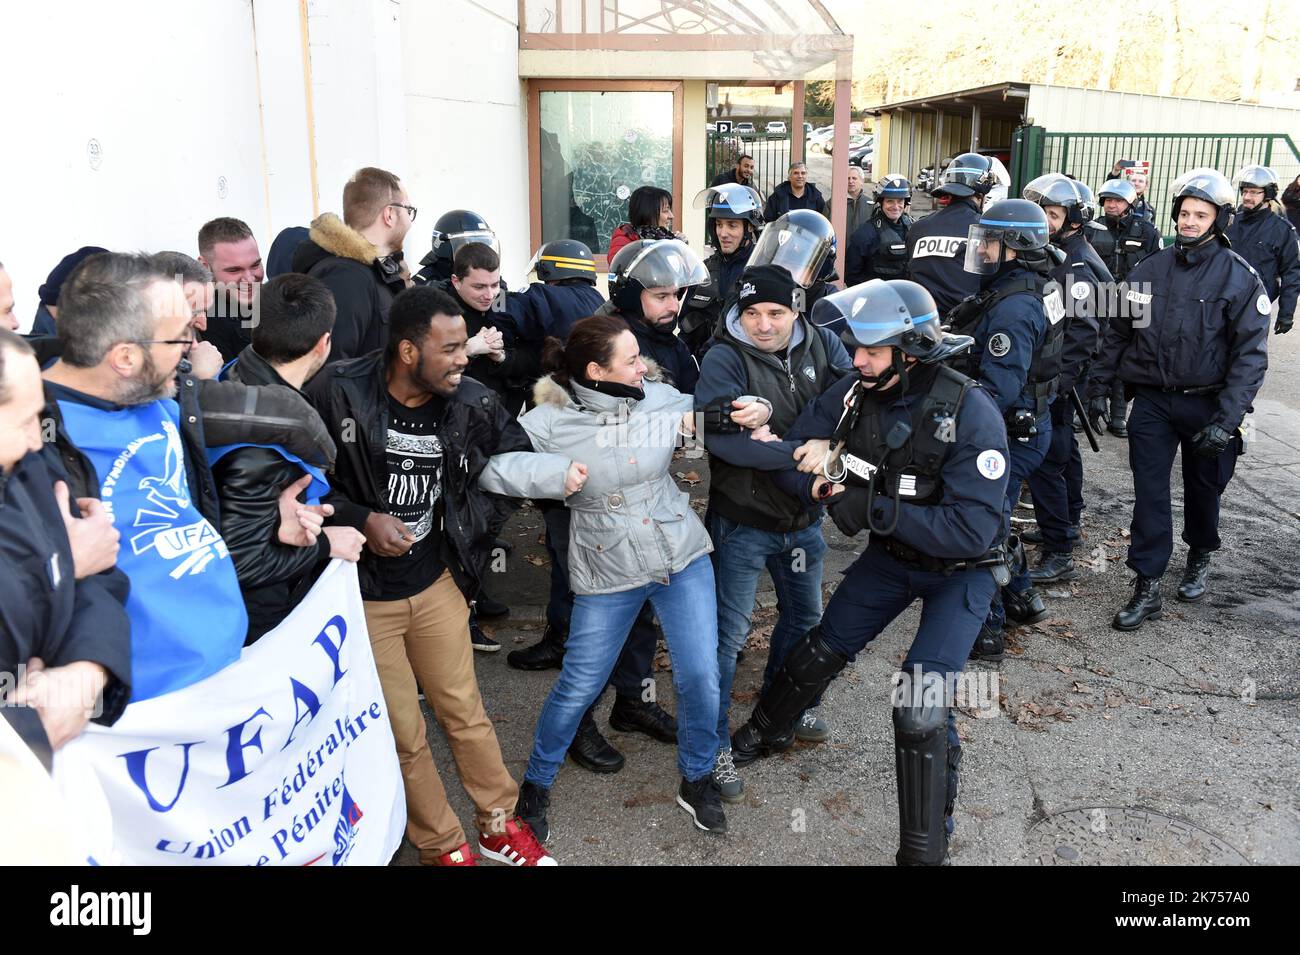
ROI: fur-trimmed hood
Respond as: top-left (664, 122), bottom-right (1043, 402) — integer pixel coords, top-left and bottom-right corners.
top-left (530, 357), bottom-right (665, 409)
top-left (308, 213), bottom-right (381, 266)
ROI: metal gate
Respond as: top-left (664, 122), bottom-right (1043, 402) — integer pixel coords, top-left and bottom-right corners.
top-left (1010, 128), bottom-right (1300, 238)
top-left (706, 130), bottom-right (792, 202)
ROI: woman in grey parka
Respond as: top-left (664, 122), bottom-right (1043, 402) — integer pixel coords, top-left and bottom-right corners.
top-left (480, 313), bottom-right (725, 838)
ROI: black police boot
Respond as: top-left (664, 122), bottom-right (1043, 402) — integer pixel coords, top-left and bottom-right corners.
top-left (567, 711), bottom-right (625, 774)
top-left (609, 696), bottom-right (678, 744)
top-left (506, 623), bottom-right (567, 671)
top-left (1029, 551), bottom-right (1079, 585)
top-left (894, 672), bottom-right (952, 866)
top-left (731, 627), bottom-right (848, 766)
top-left (1177, 549), bottom-right (1212, 602)
top-left (492, 536), bottom-right (514, 556)
top-left (1003, 586), bottom-right (1049, 625)
top-left (1107, 396), bottom-right (1128, 437)
top-left (967, 623), bottom-right (1004, 663)
top-left (1113, 576), bottom-right (1162, 631)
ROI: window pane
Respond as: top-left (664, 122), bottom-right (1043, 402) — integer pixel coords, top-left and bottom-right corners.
top-left (540, 90), bottom-right (674, 255)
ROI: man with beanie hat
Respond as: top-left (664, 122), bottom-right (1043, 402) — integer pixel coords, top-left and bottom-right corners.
top-left (31, 247), bottom-right (109, 336)
top-left (694, 263), bottom-right (853, 801)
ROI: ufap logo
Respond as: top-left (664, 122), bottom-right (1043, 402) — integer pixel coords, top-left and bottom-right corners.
top-left (331, 785), bottom-right (365, 866)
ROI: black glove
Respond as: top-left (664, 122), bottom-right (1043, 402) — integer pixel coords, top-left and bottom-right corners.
top-left (1276, 316), bottom-right (1293, 335)
top-left (1190, 423), bottom-right (1233, 457)
top-left (828, 486), bottom-right (874, 537)
top-left (1087, 395), bottom-right (1110, 435)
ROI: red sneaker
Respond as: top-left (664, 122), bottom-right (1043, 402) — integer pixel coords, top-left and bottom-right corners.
top-left (478, 818), bottom-right (559, 866)
top-left (430, 842), bottom-right (478, 866)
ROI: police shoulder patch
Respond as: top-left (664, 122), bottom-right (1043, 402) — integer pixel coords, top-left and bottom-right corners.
top-left (977, 449), bottom-right (1006, 481)
top-left (1257, 293), bottom-right (1272, 315)
top-left (987, 332), bottom-right (1012, 358)
top-left (1070, 281), bottom-right (1091, 301)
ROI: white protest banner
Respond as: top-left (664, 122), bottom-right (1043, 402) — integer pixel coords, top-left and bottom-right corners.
top-left (54, 559), bottom-right (405, 866)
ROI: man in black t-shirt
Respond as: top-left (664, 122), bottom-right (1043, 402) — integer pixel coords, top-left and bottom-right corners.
top-left (306, 286), bottom-right (566, 866)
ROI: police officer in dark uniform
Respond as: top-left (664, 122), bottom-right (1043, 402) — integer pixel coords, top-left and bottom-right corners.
top-left (1020, 174), bottom-right (1111, 581)
top-left (845, 176), bottom-right (915, 286)
top-left (1088, 168), bottom-right (1269, 630)
top-left (679, 184), bottom-right (764, 358)
top-left (746, 209), bottom-right (838, 316)
top-left (729, 279), bottom-right (1010, 865)
top-left (907, 153), bottom-right (999, 315)
top-left (413, 209), bottom-right (500, 285)
top-left (947, 199), bottom-right (1061, 660)
top-left (596, 239), bottom-right (709, 394)
top-left (1224, 164), bottom-right (1299, 335)
top-left (510, 239), bottom-right (607, 352)
top-left (1084, 178), bottom-right (1163, 436)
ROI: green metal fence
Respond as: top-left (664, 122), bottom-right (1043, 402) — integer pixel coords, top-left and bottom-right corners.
top-left (706, 131), bottom-right (794, 202)
top-left (1010, 128), bottom-right (1300, 240)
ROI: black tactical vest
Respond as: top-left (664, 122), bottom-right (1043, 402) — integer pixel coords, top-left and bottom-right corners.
top-left (871, 213), bottom-right (913, 279)
top-left (837, 364), bottom-right (975, 507)
top-left (1086, 216), bottom-right (1152, 283)
top-left (709, 321), bottom-right (840, 532)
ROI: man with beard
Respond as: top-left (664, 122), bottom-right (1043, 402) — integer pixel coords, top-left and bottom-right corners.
top-left (197, 217), bottom-right (265, 364)
top-left (40, 253), bottom-right (326, 700)
top-left (305, 284), bottom-right (561, 866)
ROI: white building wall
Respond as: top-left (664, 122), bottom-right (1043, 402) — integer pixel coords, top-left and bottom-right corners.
top-left (0, 0), bottom-right (531, 328)
top-left (1028, 85), bottom-right (1300, 140)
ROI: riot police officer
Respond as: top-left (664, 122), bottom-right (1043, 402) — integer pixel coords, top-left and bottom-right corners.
top-left (729, 279), bottom-right (1009, 865)
top-left (1088, 168), bottom-right (1269, 629)
top-left (597, 238), bottom-right (710, 394)
top-left (845, 176), bottom-right (915, 286)
top-left (414, 209), bottom-right (500, 285)
top-left (679, 183), bottom-right (764, 358)
top-left (907, 153), bottom-right (999, 315)
top-left (947, 199), bottom-right (1061, 660)
top-left (1224, 164), bottom-right (1299, 335)
top-left (511, 239), bottom-right (607, 351)
top-left (1020, 174), bottom-right (1112, 582)
top-left (744, 208), bottom-right (839, 319)
top-left (1084, 178), bottom-right (1162, 436)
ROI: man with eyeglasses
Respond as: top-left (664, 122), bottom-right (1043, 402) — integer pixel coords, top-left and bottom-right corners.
top-left (40, 252), bottom-right (331, 700)
top-left (293, 166), bottom-right (415, 362)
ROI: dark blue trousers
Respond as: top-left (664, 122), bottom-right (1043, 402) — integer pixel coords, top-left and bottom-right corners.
top-left (1029, 396), bottom-right (1083, 553)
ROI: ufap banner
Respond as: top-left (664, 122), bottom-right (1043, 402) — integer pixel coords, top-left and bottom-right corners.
top-left (53, 559), bottom-right (406, 866)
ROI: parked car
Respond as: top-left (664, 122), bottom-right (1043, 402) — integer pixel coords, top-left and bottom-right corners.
top-left (766, 121), bottom-right (787, 136)
top-left (824, 133), bottom-right (869, 156)
top-left (848, 144), bottom-right (872, 172)
top-left (803, 122), bottom-right (813, 136)
top-left (706, 123), bottom-right (717, 133)
top-left (808, 126), bottom-right (835, 152)
top-left (735, 122), bottom-right (756, 137)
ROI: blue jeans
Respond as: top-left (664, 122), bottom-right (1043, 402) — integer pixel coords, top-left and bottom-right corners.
top-left (524, 556), bottom-right (720, 787)
top-left (987, 419), bottom-right (1050, 632)
top-left (708, 510), bottom-right (826, 743)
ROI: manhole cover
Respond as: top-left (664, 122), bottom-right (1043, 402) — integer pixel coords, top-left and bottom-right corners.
top-left (1030, 807), bottom-right (1248, 865)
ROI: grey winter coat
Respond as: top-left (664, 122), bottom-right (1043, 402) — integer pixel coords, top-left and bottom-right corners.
top-left (479, 370), bottom-right (712, 595)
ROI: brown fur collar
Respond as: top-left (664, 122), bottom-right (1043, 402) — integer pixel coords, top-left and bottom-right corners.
top-left (309, 213), bottom-right (380, 266)
top-left (531, 358), bottom-right (664, 408)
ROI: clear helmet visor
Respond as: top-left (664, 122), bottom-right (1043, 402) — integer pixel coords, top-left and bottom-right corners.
top-left (749, 222), bottom-right (834, 287)
top-left (692, 183), bottom-right (763, 216)
top-left (618, 239), bottom-right (710, 291)
top-left (962, 224), bottom-right (1005, 275)
top-left (447, 231), bottom-right (501, 259)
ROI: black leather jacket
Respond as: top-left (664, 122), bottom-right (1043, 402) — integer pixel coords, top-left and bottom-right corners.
top-left (217, 347), bottom-right (333, 642)
top-left (304, 350), bottom-right (534, 601)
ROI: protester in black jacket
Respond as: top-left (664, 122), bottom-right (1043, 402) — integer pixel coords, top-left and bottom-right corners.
top-left (763, 162), bottom-right (828, 222)
top-left (1, 330), bottom-right (131, 768)
top-left (216, 275), bottom-right (365, 642)
top-left (303, 284), bottom-right (557, 866)
top-left (291, 167), bottom-right (415, 363)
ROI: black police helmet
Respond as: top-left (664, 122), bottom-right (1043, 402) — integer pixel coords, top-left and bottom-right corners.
top-left (529, 239), bottom-right (597, 285)
top-left (933, 153), bottom-right (997, 198)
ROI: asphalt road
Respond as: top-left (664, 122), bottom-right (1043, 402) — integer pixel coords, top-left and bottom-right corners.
top-left (395, 327), bottom-right (1300, 866)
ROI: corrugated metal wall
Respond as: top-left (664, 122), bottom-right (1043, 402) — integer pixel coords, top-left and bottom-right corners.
top-left (1028, 85), bottom-right (1300, 140)
top-left (880, 110), bottom-right (1018, 179)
